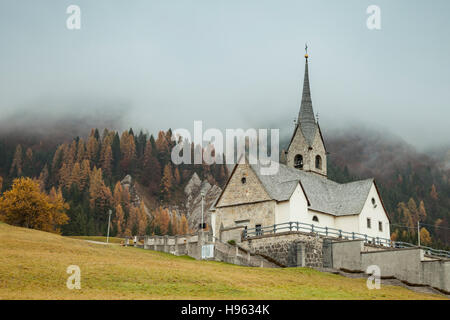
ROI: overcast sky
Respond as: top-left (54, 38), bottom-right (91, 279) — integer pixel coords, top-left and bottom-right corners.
top-left (0, 0), bottom-right (449, 150)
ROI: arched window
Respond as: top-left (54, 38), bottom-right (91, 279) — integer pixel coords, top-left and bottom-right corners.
top-left (241, 177), bottom-right (247, 184)
top-left (315, 155), bottom-right (322, 170)
top-left (312, 216), bottom-right (319, 222)
top-left (294, 154), bottom-right (303, 169)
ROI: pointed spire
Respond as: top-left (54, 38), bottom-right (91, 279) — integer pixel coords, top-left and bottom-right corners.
top-left (297, 46), bottom-right (317, 146)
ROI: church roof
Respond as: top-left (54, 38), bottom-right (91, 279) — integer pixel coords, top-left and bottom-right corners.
top-left (250, 161), bottom-right (374, 216)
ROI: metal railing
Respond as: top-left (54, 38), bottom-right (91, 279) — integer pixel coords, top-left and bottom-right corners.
top-left (243, 221), bottom-right (450, 259)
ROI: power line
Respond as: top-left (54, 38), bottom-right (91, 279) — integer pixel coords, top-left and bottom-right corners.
top-left (390, 222), bottom-right (449, 231)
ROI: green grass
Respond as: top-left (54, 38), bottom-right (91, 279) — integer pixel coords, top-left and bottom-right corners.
top-left (67, 236), bottom-right (124, 244)
top-left (0, 223), bottom-right (446, 300)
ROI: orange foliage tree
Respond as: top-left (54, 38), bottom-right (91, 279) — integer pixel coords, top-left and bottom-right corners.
top-left (0, 177), bottom-right (69, 234)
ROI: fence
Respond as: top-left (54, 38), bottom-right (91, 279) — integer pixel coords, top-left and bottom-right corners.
top-left (243, 221), bottom-right (450, 259)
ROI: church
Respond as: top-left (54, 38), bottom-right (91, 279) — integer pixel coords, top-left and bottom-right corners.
top-left (211, 51), bottom-right (391, 243)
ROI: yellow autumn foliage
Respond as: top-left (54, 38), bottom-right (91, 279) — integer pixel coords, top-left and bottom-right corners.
top-left (0, 177), bottom-right (69, 234)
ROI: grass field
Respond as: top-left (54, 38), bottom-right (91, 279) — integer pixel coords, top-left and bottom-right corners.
top-left (0, 222), bottom-right (446, 300)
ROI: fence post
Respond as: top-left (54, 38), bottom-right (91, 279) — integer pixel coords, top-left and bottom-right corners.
top-left (339, 229), bottom-right (342, 238)
top-left (376, 237), bottom-right (379, 245)
top-left (352, 232), bottom-right (355, 240)
top-left (311, 224), bottom-right (314, 233)
top-left (296, 222), bottom-right (299, 231)
top-left (289, 222), bottom-right (292, 232)
top-left (325, 226), bottom-right (328, 237)
top-left (273, 224), bottom-right (276, 234)
top-left (365, 234), bottom-right (367, 242)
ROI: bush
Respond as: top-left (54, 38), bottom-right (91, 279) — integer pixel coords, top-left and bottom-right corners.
top-left (227, 239), bottom-right (236, 246)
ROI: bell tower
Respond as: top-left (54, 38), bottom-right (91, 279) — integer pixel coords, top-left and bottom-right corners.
top-left (286, 46), bottom-right (327, 177)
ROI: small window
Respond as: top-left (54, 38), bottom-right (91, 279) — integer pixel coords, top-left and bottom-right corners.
top-left (294, 154), bottom-right (303, 169)
top-left (371, 198), bottom-right (377, 208)
top-left (378, 221), bottom-right (383, 232)
top-left (315, 155), bottom-right (322, 170)
top-left (241, 177), bottom-right (246, 184)
top-left (255, 224), bottom-right (262, 236)
top-left (367, 218), bottom-right (371, 229)
top-left (312, 216), bottom-right (319, 222)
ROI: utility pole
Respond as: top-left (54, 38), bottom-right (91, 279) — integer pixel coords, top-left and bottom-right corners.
top-left (417, 221), bottom-right (420, 247)
top-left (201, 191), bottom-right (205, 232)
top-left (107, 209), bottom-right (112, 244)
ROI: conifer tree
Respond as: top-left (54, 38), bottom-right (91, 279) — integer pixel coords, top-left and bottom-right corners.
top-left (180, 214), bottom-right (189, 235)
top-left (161, 163), bottom-right (173, 200)
top-left (10, 144), bottom-right (23, 176)
top-left (100, 144), bottom-right (113, 178)
top-left (420, 227), bottom-right (432, 245)
top-left (114, 204), bottom-right (125, 236)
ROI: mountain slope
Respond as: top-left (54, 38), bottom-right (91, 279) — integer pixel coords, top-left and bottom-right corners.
top-left (0, 222), bottom-right (444, 300)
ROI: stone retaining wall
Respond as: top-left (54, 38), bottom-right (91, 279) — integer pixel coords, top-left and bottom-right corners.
top-left (241, 231), bottom-right (324, 267)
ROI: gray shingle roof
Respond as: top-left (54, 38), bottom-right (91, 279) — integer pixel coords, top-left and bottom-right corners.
top-left (250, 161), bottom-right (373, 216)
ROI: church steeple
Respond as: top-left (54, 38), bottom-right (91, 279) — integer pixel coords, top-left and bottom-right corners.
top-left (298, 45), bottom-right (316, 146)
top-left (286, 45), bottom-right (328, 177)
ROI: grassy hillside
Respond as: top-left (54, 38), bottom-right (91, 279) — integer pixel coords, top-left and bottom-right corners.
top-left (0, 222), bottom-right (446, 300)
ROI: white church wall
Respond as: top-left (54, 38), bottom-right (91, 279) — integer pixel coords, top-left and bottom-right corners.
top-left (307, 210), bottom-right (336, 230)
top-left (358, 183), bottom-right (391, 240)
top-left (335, 215), bottom-right (360, 235)
top-left (275, 200), bottom-right (290, 225)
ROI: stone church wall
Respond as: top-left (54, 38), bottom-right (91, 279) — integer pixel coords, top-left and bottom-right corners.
top-left (216, 163), bottom-right (271, 207)
top-left (240, 231), bottom-right (324, 268)
top-left (216, 200), bottom-right (277, 243)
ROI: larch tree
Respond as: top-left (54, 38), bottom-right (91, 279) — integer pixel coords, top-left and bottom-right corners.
top-left (430, 184), bottom-right (438, 200)
top-left (86, 133), bottom-right (100, 164)
top-left (120, 131), bottom-right (136, 174)
top-left (420, 227), bottom-right (432, 246)
top-left (38, 165), bottom-right (49, 191)
top-left (114, 204), bottom-right (125, 236)
top-left (76, 138), bottom-right (86, 162)
top-left (137, 202), bottom-right (148, 235)
top-left (113, 181), bottom-right (123, 207)
top-left (180, 214), bottom-right (189, 235)
top-left (70, 162), bottom-right (81, 189)
top-left (160, 208), bottom-right (170, 235)
top-left (79, 159), bottom-right (91, 191)
top-left (418, 200), bottom-right (427, 222)
top-left (161, 163), bottom-right (173, 200)
top-left (10, 144), bottom-right (23, 176)
top-left (100, 143), bottom-right (113, 177)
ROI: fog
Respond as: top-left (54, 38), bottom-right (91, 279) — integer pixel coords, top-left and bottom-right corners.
top-left (1, 0), bottom-right (449, 151)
